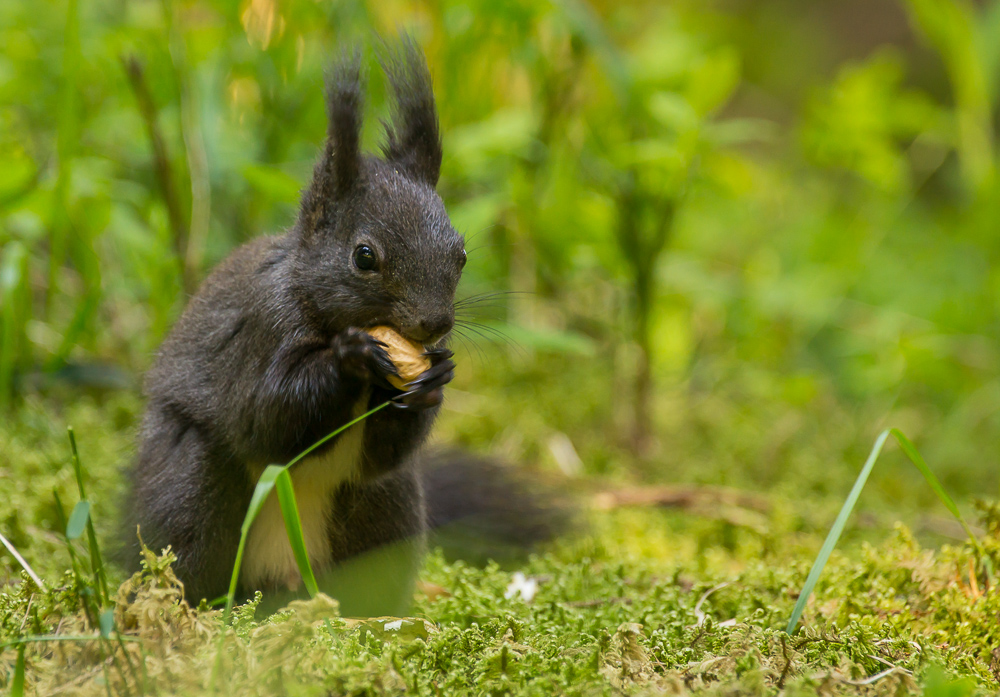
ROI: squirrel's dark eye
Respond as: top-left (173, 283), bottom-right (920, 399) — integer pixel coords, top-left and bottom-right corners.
top-left (353, 245), bottom-right (377, 271)
top-left (460, 249), bottom-right (467, 268)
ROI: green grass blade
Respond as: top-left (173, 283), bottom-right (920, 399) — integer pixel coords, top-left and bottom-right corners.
top-left (213, 394), bottom-right (393, 694)
top-left (212, 463), bottom-right (283, 691)
top-left (284, 401), bottom-right (390, 470)
top-left (68, 426), bottom-right (88, 498)
top-left (1, 635), bottom-right (141, 650)
top-left (223, 464), bottom-right (282, 622)
top-left (53, 491), bottom-right (101, 631)
top-left (222, 400), bottom-right (391, 622)
top-left (68, 427), bottom-right (110, 604)
top-left (67, 501), bottom-right (91, 541)
top-left (53, 490), bottom-right (85, 577)
top-left (10, 644), bottom-right (25, 697)
top-left (0, 241), bottom-right (30, 410)
top-left (786, 428), bottom-right (987, 634)
top-left (0, 531), bottom-right (46, 591)
top-left (99, 609), bottom-right (115, 640)
top-left (46, 0), bottom-right (80, 309)
top-left (240, 465), bottom-right (284, 536)
top-left (276, 469), bottom-right (319, 597)
top-left (785, 429), bottom-right (890, 635)
top-left (888, 429), bottom-right (984, 556)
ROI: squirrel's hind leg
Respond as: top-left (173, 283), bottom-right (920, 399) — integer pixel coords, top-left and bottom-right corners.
top-left (320, 465), bottom-right (427, 617)
top-left (125, 405), bottom-right (252, 605)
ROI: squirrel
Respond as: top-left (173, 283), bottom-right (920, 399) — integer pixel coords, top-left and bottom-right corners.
top-left (121, 39), bottom-right (472, 615)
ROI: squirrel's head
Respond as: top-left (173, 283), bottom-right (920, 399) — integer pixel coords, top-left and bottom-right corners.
top-left (292, 38), bottom-right (465, 345)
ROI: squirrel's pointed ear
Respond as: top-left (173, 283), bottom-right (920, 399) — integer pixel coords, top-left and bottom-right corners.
top-left (300, 50), bottom-right (364, 231)
top-left (380, 36), bottom-right (442, 188)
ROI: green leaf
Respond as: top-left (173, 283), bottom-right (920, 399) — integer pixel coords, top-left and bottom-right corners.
top-left (99, 609), bottom-right (114, 639)
top-left (276, 468), bottom-right (319, 597)
top-left (66, 501), bottom-right (91, 541)
top-left (647, 92), bottom-right (698, 132)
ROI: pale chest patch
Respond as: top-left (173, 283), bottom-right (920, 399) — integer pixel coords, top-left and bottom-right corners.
top-left (242, 398), bottom-right (368, 590)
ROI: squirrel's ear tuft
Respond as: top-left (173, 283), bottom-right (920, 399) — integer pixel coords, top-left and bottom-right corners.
top-left (300, 49), bottom-right (365, 231)
top-left (380, 35), bottom-right (442, 187)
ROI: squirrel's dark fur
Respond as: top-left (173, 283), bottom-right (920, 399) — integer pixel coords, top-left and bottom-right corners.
top-left (122, 39), bottom-right (469, 614)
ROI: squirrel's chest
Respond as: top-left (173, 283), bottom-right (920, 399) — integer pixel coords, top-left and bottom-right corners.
top-left (241, 399), bottom-right (368, 591)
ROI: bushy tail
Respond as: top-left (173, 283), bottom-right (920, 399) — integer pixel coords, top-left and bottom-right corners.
top-left (419, 450), bottom-right (574, 566)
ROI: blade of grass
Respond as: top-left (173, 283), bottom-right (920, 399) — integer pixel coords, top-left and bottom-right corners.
top-left (1, 635), bottom-right (141, 650)
top-left (53, 490), bottom-right (98, 630)
top-left (276, 469), bottom-right (319, 597)
top-left (0, 531), bottom-right (46, 591)
top-left (11, 644), bottom-right (25, 697)
top-left (888, 429), bottom-right (986, 561)
top-left (220, 399), bottom-right (390, 623)
top-left (786, 429), bottom-right (987, 634)
top-left (68, 427), bottom-right (110, 604)
top-left (99, 609), bottom-right (115, 640)
top-left (57, 438), bottom-right (133, 691)
top-left (284, 401), bottom-right (392, 470)
top-left (66, 501), bottom-right (91, 540)
top-left (211, 400), bottom-right (390, 691)
top-left (222, 464), bottom-right (282, 623)
top-left (0, 241), bottom-right (30, 410)
top-left (47, 0), bottom-right (80, 312)
top-left (785, 430), bottom-right (890, 635)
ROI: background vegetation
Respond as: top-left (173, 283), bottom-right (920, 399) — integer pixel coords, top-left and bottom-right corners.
top-left (2, 0), bottom-right (1000, 693)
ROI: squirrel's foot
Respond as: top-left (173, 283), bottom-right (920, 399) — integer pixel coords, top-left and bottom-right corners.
top-left (392, 347), bottom-right (454, 410)
top-left (332, 327), bottom-right (399, 387)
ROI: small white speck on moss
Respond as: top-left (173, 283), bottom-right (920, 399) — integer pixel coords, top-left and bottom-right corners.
top-left (505, 571), bottom-right (538, 602)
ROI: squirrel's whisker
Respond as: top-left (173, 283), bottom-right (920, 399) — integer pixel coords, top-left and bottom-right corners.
top-left (459, 224), bottom-right (498, 248)
top-left (453, 319), bottom-right (523, 356)
top-left (449, 326), bottom-right (488, 366)
top-left (454, 290), bottom-right (527, 308)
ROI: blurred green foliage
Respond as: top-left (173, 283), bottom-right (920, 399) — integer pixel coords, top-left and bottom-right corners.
top-left (2, 0), bottom-right (1000, 508)
top-left (4, 4), bottom-right (1000, 691)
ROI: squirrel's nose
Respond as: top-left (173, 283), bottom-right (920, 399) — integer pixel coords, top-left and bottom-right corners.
top-left (409, 314), bottom-right (453, 344)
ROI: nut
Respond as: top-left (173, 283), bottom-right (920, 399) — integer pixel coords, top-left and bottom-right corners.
top-left (365, 326), bottom-right (430, 390)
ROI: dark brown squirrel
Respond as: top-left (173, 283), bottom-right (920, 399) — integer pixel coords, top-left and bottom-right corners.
top-left (121, 39), bottom-right (469, 615)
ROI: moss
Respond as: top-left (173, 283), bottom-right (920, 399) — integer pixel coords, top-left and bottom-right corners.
top-left (1, 515), bottom-right (998, 695)
top-left (2, 395), bottom-right (999, 695)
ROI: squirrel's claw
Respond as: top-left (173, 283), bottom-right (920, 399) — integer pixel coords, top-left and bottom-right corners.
top-left (332, 328), bottom-right (400, 387)
top-left (422, 346), bottom-right (454, 363)
top-left (391, 356), bottom-right (454, 410)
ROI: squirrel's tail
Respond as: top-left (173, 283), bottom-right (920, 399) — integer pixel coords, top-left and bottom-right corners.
top-left (419, 450), bottom-right (574, 565)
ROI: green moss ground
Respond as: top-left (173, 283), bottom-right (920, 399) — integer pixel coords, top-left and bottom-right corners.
top-left (2, 516), bottom-right (998, 695)
top-left (1, 362), bottom-right (999, 695)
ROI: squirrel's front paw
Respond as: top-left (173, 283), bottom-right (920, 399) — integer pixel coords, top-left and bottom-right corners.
top-left (332, 328), bottom-right (399, 386)
top-left (392, 347), bottom-right (455, 410)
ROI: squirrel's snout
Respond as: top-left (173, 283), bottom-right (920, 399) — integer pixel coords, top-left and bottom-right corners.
top-left (405, 313), bottom-right (453, 345)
